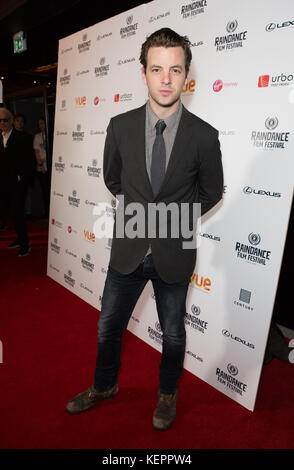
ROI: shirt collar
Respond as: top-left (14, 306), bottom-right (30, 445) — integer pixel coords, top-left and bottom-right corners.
top-left (147, 100), bottom-right (182, 131)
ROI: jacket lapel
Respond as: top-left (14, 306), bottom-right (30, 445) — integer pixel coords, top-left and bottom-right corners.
top-left (133, 103), bottom-right (154, 201)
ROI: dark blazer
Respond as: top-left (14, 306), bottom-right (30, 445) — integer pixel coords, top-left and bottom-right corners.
top-left (0, 128), bottom-right (35, 187)
top-left (103, 103), bottom-right (223, 283)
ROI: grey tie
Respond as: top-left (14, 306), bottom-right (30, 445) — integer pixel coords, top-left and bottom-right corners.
top-left (151, 120), bottom-right (166, 196)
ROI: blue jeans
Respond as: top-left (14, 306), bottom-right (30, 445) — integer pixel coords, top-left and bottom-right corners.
top-left (94, 254), bottom-right (188, 394)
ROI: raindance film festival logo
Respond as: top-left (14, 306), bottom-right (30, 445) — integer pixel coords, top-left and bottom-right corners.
top-left (251, 117), bottom-right (290, 150)
top-left (184, 304), bottom-right (208, 334)
top-left (94, 57), bottom-right (110, 77)
top-left (55, 156), bottom-right (65, 173)
top-left (235, 232), bottom-right (271, 266)
top-left (81, 253), bottom-right (95, 273)
top-left (120, 15), bottom-right (138, 39)
top-left (148, 321), bottom-right (163, 346)
top-left (72, 124), bottom-right (85, 142)
top-left (60, 68), bottom-right (71, 86)
top-left (181, 0), bottom-right (207, 19)
top-left (216, 363), bottom-right (247, 396)
top-left (215, 20), bottom-right (247, 52)
top-left (64, 270), bottom-right (75, 288)
top-left (50, 237), bottom-right (61, 254)
top-left (87, 159), bottom-right (101, 178)
top-left (78, 33), bottom-right (91, 53)
top-left (68, 190), bottom-right (80, 208)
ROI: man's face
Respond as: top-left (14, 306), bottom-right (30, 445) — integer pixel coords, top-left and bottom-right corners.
top-left (0, 109), bottom-right (13, 134)
top-left (13, 116), bottom-right (25, 131)
top-left (142, 46), bottom-right (189, 113)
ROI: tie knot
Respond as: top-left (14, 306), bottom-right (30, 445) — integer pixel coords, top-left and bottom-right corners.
top-left (155, 120), bottom-right (166, 135)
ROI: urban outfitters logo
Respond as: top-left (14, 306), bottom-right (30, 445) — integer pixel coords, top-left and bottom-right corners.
top-left (258, 73), bottom-right (294, 88)
top-left (215, 20), bottom-right (247, 51)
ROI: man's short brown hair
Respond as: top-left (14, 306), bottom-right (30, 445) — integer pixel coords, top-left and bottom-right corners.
top-left (140, 28), bottom-right (192, 75)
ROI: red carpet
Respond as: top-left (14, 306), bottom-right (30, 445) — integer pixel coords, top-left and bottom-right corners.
top-left (0, 221), bottom-right (294, 450)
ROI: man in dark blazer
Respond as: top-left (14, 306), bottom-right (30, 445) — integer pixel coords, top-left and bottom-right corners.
top-left (66, 28), bottom-right (223, 430)
top-left (0, 107), bottom-right (33, 256)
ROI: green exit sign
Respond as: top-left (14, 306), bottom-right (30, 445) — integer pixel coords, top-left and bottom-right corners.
top-left (13, 31), bottom-right (27, 54)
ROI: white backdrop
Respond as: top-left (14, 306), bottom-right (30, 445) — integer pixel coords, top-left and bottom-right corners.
top-left (48, 0), bottom-right (294, 411)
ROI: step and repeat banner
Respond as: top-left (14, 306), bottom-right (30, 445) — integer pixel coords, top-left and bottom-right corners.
top-left (48, 0), bottom-right (294, 411)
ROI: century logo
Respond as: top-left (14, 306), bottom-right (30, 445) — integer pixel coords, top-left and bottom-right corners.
top-left (234, 288), bottom-right (253, 311)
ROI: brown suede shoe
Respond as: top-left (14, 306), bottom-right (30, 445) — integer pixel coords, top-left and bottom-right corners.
top-left (152, 390), bottom-right (178, 431)
top-left (66, 384), bottom-right (118, 414)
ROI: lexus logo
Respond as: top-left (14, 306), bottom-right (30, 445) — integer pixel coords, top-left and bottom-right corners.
top-left (222, 329), bottom-right (230, 337)
top-left (266, 22), bottom-right (276, 32)
top-left (243, 186), bottom-right (252, 194)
